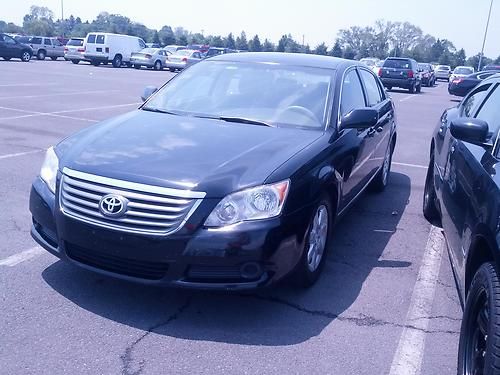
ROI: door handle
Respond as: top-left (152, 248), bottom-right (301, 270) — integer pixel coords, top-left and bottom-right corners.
top-left (376, 126), bottom-right (384, 133)
top-left (367, 128), bottom-right (376, 137)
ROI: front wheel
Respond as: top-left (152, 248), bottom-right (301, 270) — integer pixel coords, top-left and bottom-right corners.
top-left (416, 83), bottom-right (421, 93)
top-left (154, 60), bottom-right (162, 70)
top-left (409, 84), bottom-right (415, 94)
top-left (71, 60), bottom-right (79, 64)
top-left (134, 64), bottom-right (141, 69)
top-left (91, 60), bottom-right (100, 66)
top-left (112, 55), bottom-right (122, 68)
top-left (423, 156), bottom-right (441, 226)
top-left (458, 263), bottom-right (500, 375)
top-left (3, 57), bottom-right (11, 61)
top-left (50, 56), bottom-right (58, 61)
top-left (21, 51), bottom-right (31, 62)
top-left (293, 198), bottom-right (332, 288)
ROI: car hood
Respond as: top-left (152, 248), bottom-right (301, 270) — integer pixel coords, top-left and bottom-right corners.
top-left (56, 110), bottom-right (322, 197)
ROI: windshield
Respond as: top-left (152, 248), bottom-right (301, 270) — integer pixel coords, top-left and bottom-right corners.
top-left (418, 63), bottom-right (431, 71)
top-left (384, 59), bottom-right (412, 69)
top-left (143, 61), bottom-right (333, 129)
top-left (454, 67), bottom-right (473, 74)
top-left (67, 39), bottom-right (84, 46)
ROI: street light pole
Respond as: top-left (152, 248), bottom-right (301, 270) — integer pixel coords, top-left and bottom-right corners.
top-left (478, 0), bottom-right (493, 71)
top-left (61, 0), bottom-right (64, 21)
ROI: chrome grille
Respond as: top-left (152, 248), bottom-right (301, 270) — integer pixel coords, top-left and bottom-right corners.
top-left (59, 168), bottom-right (205, 236)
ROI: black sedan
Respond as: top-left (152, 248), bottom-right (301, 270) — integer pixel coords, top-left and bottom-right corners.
top-left (0, 33), bottom-right (32, 62)
top-left (30, 53), bottom-right (397, 290)
top-left (448, 71), bottom-right (498, 97)
top-left (423, 75), bottom-right (500, 374)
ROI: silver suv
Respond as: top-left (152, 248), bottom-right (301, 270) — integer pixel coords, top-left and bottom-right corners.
top-left (30, 37), bottom-right (65, 60)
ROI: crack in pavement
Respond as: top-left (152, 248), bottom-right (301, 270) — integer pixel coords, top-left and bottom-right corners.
top-left (243, 294), bottom-right (459, 335)
top-left (120, 297), bottom-right (192, 375)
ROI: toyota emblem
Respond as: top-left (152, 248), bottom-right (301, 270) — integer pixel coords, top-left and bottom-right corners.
top-left (99, 194), bottom-right (128, 218)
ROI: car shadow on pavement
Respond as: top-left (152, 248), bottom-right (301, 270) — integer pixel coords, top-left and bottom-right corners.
top-left (42, 172), bottom-right (411, 346)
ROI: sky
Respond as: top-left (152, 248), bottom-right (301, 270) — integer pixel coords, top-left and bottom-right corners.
top-left (3, 0), bottom-right (499, 58)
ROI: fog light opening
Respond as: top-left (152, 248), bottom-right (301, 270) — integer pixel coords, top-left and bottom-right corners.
top-left (240, 262), bottom-right (263, 280)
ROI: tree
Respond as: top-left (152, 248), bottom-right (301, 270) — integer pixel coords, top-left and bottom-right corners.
top-left (495, 55), bottom-right (500, 65)
top-left (235, 31), bottom-right (248, 50)
top-left (467, 53), bottom-right (492, 70)
top-left (314, 43), bottom-right (328, 55)
top-left (158, 25), bottom-right (175, 46)
top-left (23, 5), bottom-right (55, 36)
top-left (454, 48), bottom-right (466, 66)
top-left (343, 46), bottom-right (356, 60)
top-left (276, 35), bottom-right (288, 52)
top-left (225, 33), bottom-right (236, 49)
top-left (329, 40), bottom-right (343, 57)
top-left (248, 34), bottom-right (262, 52)
top-left (152, 31), bottom-right (160, 45)
top-left (262, 38), bottom-right (275, 52)
top-left (174, 27), bottom-right (188, 45)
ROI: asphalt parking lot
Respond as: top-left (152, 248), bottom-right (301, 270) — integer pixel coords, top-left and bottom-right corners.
top-left (0, 60), bottom-right (463, 375)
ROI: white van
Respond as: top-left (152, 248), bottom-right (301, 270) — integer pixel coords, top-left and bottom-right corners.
top-left (84, 32), bottom-right (146, 67)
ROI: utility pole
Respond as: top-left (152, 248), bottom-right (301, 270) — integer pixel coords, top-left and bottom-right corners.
top-left (302, 34), bottom-right (305, 47)
top-left (478, 0), bottom-right (493, 71)
top-left (61, 0), bottom-right (64, 37)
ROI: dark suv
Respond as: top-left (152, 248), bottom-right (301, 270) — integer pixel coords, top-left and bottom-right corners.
top-left (0, 33), bottom-right (32, 62)
top-left (378, 57), bottom-right (422, 93)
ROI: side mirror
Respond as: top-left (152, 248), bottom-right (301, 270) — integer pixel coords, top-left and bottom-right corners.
top-left (450, 118), bottom-right (490, 146)
top-left (141, 86), bottom-right (158, 102)
top-left (341, 108), bottom-right (378, 130)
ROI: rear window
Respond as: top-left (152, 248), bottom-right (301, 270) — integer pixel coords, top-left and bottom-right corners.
top-left (87, 34), bottom-right (96, 43)
top-left (454, 67), bottom-right (474, 75)
top-left (67, 39), bottom-right (84, 47)
top-left (96, 35), bottom-right (105, 44)
top-left (31, 37), bottom-right (42, 44)
top-left (383, 59), bottom-right (412, 69)
top-left (437, 65), bottom-right (450, 71)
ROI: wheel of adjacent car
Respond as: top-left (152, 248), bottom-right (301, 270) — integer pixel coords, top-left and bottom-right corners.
top-left (416, 83), bottom-right (422, 93)
top-left (458, 262), bottom-right (500, 375)
top-left (37, 50), bottom-right (46, 60)
top-left (422, 155), bottom-right (441, 226)
top-left (154, 60), bottom-right (162, 71)
top-left (91, 60), bottom-right (100, 66)
top-left (387, 86), bottom-right (392, 91)
top-left (3, 57), bottom-right (11, 61)
top-left (71, 60), bottom-right (79, 64)
top-left (409, 84), bottom-right (415, 94)
top-left (112, 55), bottom-right (122, 68)
top-left (21, 51), bottom-right (31, 62)
top-left (134, 64), bottom-right (141, 69)
top-left (293, 197), bottom-right (332, 287)
top-left (169, 68), bottom-right (175, 72)
top-left (50, 56), bottom-right (57, 61)
top-left (371, 140), bottom-right (393, 192)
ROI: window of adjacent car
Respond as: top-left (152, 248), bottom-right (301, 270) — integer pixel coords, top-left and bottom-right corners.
top-left (475, 85), bottom-right (500, 139)
top-left (461, 84), bottom-right (491, 117)
top-left (31, 37), bottom-right (42, 44)
top-left (359, 69), bottom-right (383, 106)
top-left (340, 70), bottom-right (366, 117)
top-left (4, 35), bottom-right (15, 44)
top-left (44, 38), bottom-right (51, 45)
top-left (87, 34), bottom-right (96, 43)
top-left (139, 39), bottom-right (146, 49)
top-left (96, 35), bottom-right (105, 44)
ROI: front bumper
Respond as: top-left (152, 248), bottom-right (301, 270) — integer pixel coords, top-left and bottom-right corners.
top-left (64, 52), bottom-right (86, 61)
top-left (166, 61), bottom-right (187, 70)
top-left (30, 177), bottom-right (311, 290)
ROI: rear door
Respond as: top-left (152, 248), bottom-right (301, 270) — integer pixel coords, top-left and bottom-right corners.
top-left (43, 38), bottom-right (53, 56)
top-left (358, 67), bottom-right (394, 178)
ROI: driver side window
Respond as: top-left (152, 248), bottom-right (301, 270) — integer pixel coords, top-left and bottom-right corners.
top-left (461, 84), bottom-right (491, 117)
top-left (340, 69), bottom-right (366, 117)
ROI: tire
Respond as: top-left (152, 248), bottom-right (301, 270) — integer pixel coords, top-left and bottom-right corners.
top-left (134, 64), bottom-right (141, 69)
top-left (3, 57), bottom-right (11, 61)
top-left (50, 56), bottom-right (57, 61)
top-left (458, 262), bottom-right (500, 375)
top-left (21, 51), bottom-right (31, 62)
top-left (91, 60), bottom-right (100, 66)
top-left (409, 84), bottom-right (415, 94)
top-left (422, 155), bottom-right (441, 226)
top-left (386, 86), bottom-right (392, 91)
top-left (71, 60), bottom-right (80, 64)
top-left (169, 68), bottom-right (175, 72)
top-left (416, 83), bottom-right (421, 93)
top-left (293, 197), bottom-right (332, 288)
top-left (37, 50), bottom-right (46, 60)
top-left (154, 60), bottom-right (162, 71)
top-left (112, 55), bottom-right (122, 68)
top-left (370, 140), bottom-right (393, 192)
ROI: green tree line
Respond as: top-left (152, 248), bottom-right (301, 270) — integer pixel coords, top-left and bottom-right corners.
top-left (1, 6), bottom-right (499, 67)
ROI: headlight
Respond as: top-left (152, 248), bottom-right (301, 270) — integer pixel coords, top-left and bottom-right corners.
top-left (205, 180), bottom-right (290, 227)
top-left (40, 147), bottom-right (59, 193)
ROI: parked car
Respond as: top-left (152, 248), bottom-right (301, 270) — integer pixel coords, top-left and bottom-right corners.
top-left (30, 36), bottom-right (65, 60)
top-left (145, 43), bottom-right (161, 48)
top-left (164, 45), bottom-right (186, 54)
top-left (64, 38), bottom-right (86, 64)
top-left (359, 58), bottom-right (380, 69)
top-left (29, 53), bottom-right (397, 290)
top-left (482, 64), bottom-right (500, 72)
top-left (418, 63), bottom-right (436, 87)
top-left (204, 47), bottom-right (235, 58)
top-left (449, 66), bottom-right (475, 82)
top-left (423, 74), bottom-right (500, 375)
top-left (187, 44), bottom-right (209, 54)
top-left (372, 60), bottom-right (384, 75)
top-left (378, 57), bottom-right (422, 93)
top-left (0, 33), bottom-right (32, 62)
top-left (435, 65), bottom-right (452, 81)
top-left (84, 32), bottom-right (146, 67)
top-left (14, 35), bottom-right (32, 44)
top-left (165, 49), bottom-right (203, 71)
top-left (448, 71), bottom-right (498, 96)
top-left (130, 48), bottom-right (170, 70)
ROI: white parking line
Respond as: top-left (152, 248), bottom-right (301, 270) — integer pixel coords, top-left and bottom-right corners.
top-left (0, 83), bottom-right (60, 88)
top-left (400, 95), bottom-right (418, 102)
top-left (389, 226), bottom-right (444, 375)
top-left (0, 149), bottom-right (44, 160)
top-left (392, 162), bottom-right (428, 169)
top-left (0, 247), bottom-right (46, 267)
top-left (0, 89), bottom-right (120, 100)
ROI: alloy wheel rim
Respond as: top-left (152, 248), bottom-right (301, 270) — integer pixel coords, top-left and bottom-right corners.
top-left (466, 291), bottom-right (488, 375)
top-left (382, 146), bottom-right (391, 185)
top-left (22, 52), bottom-right (30, 61)
top-left (307, 205), bottom-right (328, 272)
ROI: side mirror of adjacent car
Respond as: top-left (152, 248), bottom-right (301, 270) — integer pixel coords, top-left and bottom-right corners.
top-left (450, 118), bottom-right (491, 147)
top-left (141, 86), bottom-right (158, 102)
top-left (340, 108), bottom-right (379, 130)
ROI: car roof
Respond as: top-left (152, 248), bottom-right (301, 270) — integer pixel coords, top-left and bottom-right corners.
top-left (209, 52), bottom-right (358, 70)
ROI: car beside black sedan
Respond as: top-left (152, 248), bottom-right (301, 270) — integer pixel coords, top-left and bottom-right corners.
top-left (423, 75), bottom-right (500, 374)
top-left (30, 53), bottom-right (397, 290)
top-left (0, 33), bottom-right (32, 62)
top-left (448, 71), bottom-right (498, 97)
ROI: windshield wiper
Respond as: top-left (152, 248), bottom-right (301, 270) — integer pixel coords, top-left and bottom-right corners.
top-left (141, 107), bottom-right (179, 115)
top-left (192, 114), bottom-right (273, 127)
